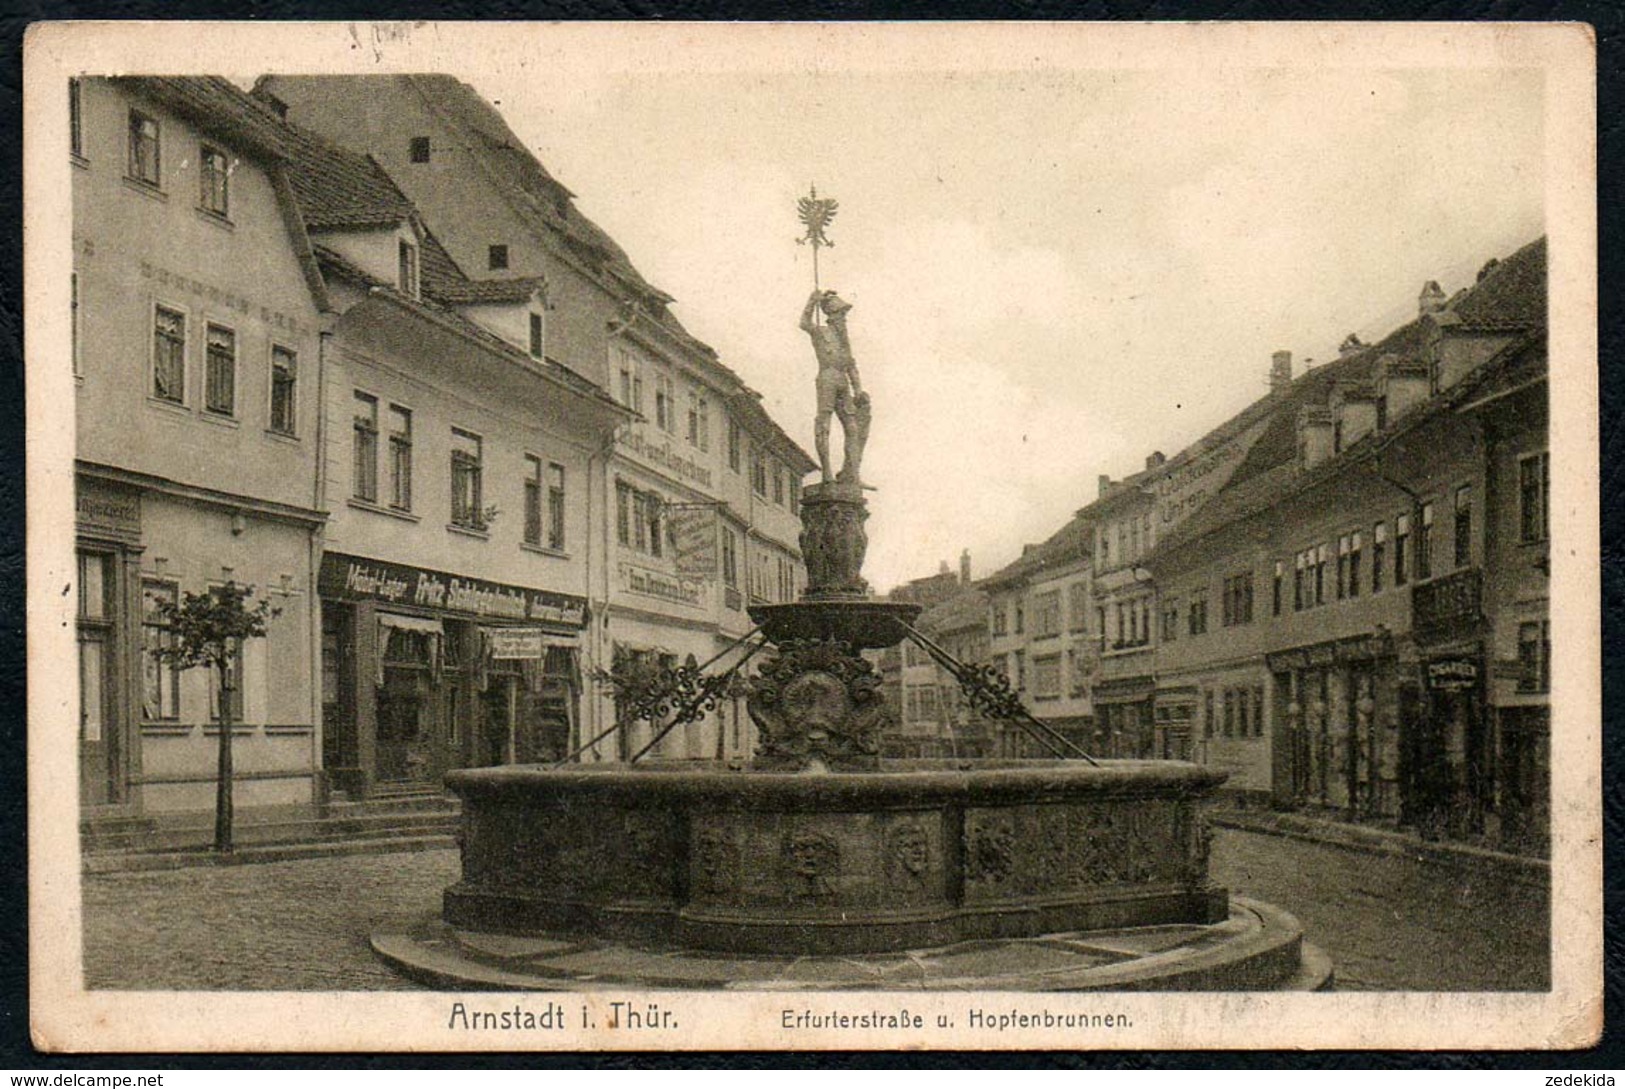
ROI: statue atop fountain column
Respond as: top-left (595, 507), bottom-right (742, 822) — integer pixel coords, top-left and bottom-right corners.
top-left (800, 289), bottom-right (871, 486)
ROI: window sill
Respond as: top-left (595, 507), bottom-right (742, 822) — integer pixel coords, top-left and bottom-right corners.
top-left (347, 498), bottom-right (419, 523)
top-left (263, 428), bottom-right (301, 446)
top-left (122, 176), bottom-right (167, 202)
top-left (199, 410), bottom-right (241, 430)
top-left (447, 522), bottom-right (490, 540)
top-left (139, 721), bottom-right (190, 736)
top-left (195, 206), bottom-right (234, 231)
top-left (520, 542), bottom-right (570, 560)
top-left (146, 395), bottom-right (191, 417)
top-left (1032, 632), bottom-right (1060, 642)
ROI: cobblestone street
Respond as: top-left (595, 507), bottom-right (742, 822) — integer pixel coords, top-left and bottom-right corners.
top-left (82, 829), bottom-right (1549, 992)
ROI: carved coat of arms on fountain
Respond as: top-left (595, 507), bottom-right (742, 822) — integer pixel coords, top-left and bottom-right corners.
top-left (747, 639), bottom-right (889, 772)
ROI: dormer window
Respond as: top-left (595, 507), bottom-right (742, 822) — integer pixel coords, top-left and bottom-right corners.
top-left (409, 136), bottom-right (431, 163)
top-left (528, 311), bottom-right (544, 360)
top-left (398, 240), bottom-right (419, 298)
top-left (488, 244), bottom-right (509, 270)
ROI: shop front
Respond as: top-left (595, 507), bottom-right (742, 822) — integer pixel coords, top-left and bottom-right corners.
top-left (1266, 631), bottom-right (1406, 822)
top-left (318, 553), bottom-right (587, 799)
top-left (1092, 677), bottom-right (1155, 759)
top-left (1418, 648), bottom-right (1490, 840)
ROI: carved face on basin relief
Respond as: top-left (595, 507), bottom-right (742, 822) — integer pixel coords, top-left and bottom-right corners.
top-left (780, 670), bottom-right (852, 746)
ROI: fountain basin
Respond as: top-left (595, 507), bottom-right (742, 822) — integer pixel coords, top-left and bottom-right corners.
top-left (444, 759), bottom-right (1229, 957)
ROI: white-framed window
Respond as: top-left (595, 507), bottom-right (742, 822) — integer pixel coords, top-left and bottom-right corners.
top-left (199, 144), bottom-right (230, 218)
top-left (71, 271), bottom-right (82, 377)
top-left (548, 462), bottom-right (566, 550)
top-left (528, 311), bottom-right (545, 359)
top-left (127, 109), bottom-right (160, 186)
top-left (722, 526), bottom-right (739, 588)
top-left (352, 392), bottom-right (379, 502)
top-left (655, 372), bottom-right (675, 433)
top-left (268, 344), bottom-right (297, 435)
top-left (69, 78), bottom-right (84, 160)
top-left (1033, 591), bottom-right (1062, 638)
top-left (1519, 452), bottom-right (1549, 544)
top-left (140, 578), bottom-right (180, 721)
top-left (616, 346), bottom-right (644, 413)
top-left (616, 480), bottom-right (632, 547)
top-left (772, 464), bottom-right (785, 506)
top-left (151, 303), bottom-right (186, 404)
top-left (450, 428), bottom-right (484, 530)
top-left (523, 454), bottom-right (545, 546)
top-left (204, 323), bottom-right (236, 416)
top-left (398, 239), bottom-right (419, 298)
top-left (387, 404), bottom-right (412, 511)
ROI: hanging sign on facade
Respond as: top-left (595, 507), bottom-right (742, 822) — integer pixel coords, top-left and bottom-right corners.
top-left (666, 503), bottom-right (719, 577)
top-left (1426, 657), bottom-right (1480, 691)
top-left (320, 553), bottom-right (588, 628)
top-left (486, 628), bottom-right (548, 660)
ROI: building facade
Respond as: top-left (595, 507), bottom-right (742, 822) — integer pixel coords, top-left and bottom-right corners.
top-left (72, 78), bottom-right (328, 815)
top-left (258, 74), bottom-right (813, 764)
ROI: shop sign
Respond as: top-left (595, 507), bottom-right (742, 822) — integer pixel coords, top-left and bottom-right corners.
top-left (486, 629), bottom-right (548, 659)
top-left (1426, 658), bottom-right (1480, 691)
top-left (616, 429), bottom-right (713, 489)
top-left (76, 478), bottom-right (141, 540)
top-left (320, 553), bottom-right (587, 628)
top-left (619, 561), bottom-right (705, 608)
top-left (1266, 632), bottom-right (1390, 673)
top-left (666, 504), bottom-right (719, 577)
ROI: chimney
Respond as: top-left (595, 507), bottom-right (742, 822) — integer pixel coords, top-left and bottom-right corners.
top-left (1145, 451), bottom-right (1166, 471)
top-left (1098, 474), bottom-right (1113, 498)
top-left (938, 560), bottom-right (951, 576)
top-left (1270, 350), bottom-right (1293, 396)
top-left (1418, 280), bottom-right (1447, 317)
top-left (960, 549), bottom-right (972, 586)
top-left (1339, 333), bottom-right (1367, 358)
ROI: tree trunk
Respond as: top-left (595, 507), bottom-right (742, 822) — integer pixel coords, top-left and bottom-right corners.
top-left (215, 655), bottom-right (235, 854)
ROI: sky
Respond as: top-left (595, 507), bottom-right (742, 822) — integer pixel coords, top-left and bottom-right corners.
top-left (456, 58), bottom-right (1544, 593)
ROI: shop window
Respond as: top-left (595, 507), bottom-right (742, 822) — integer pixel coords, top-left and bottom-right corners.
top-left (199, 145), bottom-right (230, 218)
top-left (1517, 620), bottom-right (1551, 694)
top-left (449, 428), bottom-right (484, 530)
top-left (140, 580), bottom-right (180, 721)
top-left (1454, 485), bottom-right (1473, 568)
top-left (204, 324), bottom-right (235, 416)
top-left (352, 392), bottom-right (378, 503)
top-left (387, 405), bottom-right (412, 511)
top-left (152, 305), bottom-right (186, 404)
top-left (1519, 452), bottom-right (1549, 544)
top-left (127, 109), bottom-right (160, 187)
top-left (269, 345), bottom-right (298, 436)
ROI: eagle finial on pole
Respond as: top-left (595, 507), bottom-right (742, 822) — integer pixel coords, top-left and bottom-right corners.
top-left (796, 184), bottom-right (839, 296)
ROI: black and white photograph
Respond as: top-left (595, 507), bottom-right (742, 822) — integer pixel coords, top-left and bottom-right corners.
top-left (25, 20), bottom-right (1599, 1051)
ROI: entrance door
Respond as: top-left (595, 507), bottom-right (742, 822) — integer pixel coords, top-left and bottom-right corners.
top-left (77, 551), bottom-right (121, 807)
top-left (479, 678), bottom-right (514, 767)
top-left (377, 666), bottom-right (434, 783)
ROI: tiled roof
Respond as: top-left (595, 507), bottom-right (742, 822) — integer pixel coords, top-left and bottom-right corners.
top-left (981, 516), bottom-right (1092, 589)
top-left (418, 229), bottom-right (545, 305)
top-left (1144, 237), bottom-right (1545, 561)
top-left (313, 245), bottom-right (622, 412)
top-left (919, 587), bottom-right (989, 635)
top-left (114, 77), bottom-right (294, 163)
top-left (278, 119), bottom-right (416, 232)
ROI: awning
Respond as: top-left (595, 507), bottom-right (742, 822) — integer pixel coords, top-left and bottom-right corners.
top-left (378, 612), bottom-right (444, 636)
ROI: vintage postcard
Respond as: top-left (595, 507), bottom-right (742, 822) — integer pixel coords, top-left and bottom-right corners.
top-left (24, 20), bottom-right (1599, 1051)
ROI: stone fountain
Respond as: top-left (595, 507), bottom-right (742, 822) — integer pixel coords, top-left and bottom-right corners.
top-left (371, 284), bottom-right (1330, 992)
